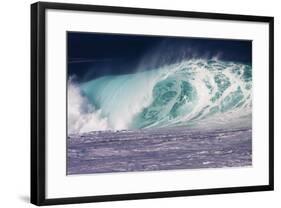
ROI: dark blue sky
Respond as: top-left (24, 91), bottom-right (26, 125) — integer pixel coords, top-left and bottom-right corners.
top-left (68, 32), bottom-right (252, 82)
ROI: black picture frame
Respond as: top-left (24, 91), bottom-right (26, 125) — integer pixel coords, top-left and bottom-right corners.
top-left (31, 1), bottom-right (274, 206)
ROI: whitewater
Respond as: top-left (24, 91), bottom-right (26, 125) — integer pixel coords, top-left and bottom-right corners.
top-left (68, 59), bottom-right (252, 134)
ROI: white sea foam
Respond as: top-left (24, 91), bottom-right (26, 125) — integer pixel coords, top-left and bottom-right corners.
top-left (67, 80), bottom-right (109, 134)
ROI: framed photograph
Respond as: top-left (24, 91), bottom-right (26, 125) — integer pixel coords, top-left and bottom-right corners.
top-left (31, 2), bottom-right (274, 206)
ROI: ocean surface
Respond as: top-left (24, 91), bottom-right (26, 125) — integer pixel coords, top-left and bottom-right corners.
top-left (67, 127), bottom-right (252, 174)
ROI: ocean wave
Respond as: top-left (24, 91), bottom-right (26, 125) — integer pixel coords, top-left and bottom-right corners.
top-left (68, 59), bottom-right (252, 133)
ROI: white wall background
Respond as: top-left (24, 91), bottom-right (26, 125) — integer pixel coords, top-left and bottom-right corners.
top-left (0, 0), bottom-right (279, 207)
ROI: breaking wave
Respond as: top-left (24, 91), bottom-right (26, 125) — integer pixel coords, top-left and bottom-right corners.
top-left (68, 59), bottom-right (252, 134)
